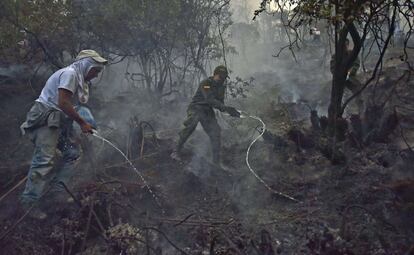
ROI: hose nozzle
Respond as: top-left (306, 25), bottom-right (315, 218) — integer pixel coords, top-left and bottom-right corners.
top-left (237, 110), bottom-right (248, 119)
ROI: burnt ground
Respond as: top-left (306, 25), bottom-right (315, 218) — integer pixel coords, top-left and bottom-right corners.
top-left (1, 69), bottom-right (414, 255)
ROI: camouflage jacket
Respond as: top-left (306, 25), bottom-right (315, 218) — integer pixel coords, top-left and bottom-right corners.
top-left (189, 77), bottom-right (226, 111)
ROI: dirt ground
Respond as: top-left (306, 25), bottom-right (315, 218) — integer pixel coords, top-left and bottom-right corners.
top-left (1, 71), bottom-right (414, 255)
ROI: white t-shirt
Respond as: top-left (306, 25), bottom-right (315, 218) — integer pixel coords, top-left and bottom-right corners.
top-left (36, 67), bottom-right (79, 109)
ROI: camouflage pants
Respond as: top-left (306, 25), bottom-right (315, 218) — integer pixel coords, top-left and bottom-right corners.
top-left (177, 105), bottom-right (221, 163)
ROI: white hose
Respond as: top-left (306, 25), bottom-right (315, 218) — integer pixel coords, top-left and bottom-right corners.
top-left (240, 111), bottom-right (300, 203)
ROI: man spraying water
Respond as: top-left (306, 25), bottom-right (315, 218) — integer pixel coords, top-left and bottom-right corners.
top-left (170, 65), bottom-right (299, 202)
top-left (20, 50), bottom-right (108, 219)
top-left (171, 65), bottom-right (240, 165)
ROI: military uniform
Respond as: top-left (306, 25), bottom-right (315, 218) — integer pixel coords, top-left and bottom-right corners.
top-left (176, 77), bottom-right (227, 163)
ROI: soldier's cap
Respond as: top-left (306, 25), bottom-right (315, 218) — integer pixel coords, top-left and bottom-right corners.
top-left (214, 65), bottom-right (229, 77)
top-left (75, 49), bottom-right (108, 64)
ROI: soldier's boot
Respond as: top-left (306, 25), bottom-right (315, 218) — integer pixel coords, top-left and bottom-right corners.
top-left (211, 150), bottom-right (233, 176)
top-left (211, 138), bottom-right (226, 169)
top-left (172, 121), bottom-right (197, 162)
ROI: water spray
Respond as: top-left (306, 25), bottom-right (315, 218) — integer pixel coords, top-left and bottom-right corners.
top-left (236, 110), bottom-right (300, 203)
top-left (91, 130), bottom-right (165, 213)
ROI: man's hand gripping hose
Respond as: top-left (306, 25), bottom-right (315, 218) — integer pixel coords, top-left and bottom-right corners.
top-left (229, 109), bottom-right (301, 203)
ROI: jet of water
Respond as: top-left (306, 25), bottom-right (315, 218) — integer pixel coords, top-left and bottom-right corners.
top-left (91, 130), bottom-right (165, 213)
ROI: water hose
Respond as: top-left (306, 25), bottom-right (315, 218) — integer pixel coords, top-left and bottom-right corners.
top-left (237, 110), bottom-right (300, 203)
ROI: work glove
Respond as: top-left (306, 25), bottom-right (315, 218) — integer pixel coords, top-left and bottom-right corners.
top-left (225, 106), bottom-right (241, 118)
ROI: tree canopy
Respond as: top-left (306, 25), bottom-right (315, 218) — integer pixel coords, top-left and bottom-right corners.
top-left (255, 0), bottom-right (414, 133)
top-left (0, 0), bottom-right (233, 96)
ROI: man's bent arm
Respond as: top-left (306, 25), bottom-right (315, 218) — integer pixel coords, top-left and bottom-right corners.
top-left (205, 95), bottom-right (226, 111)
top-left (58, 88), bottom-right (87, 126)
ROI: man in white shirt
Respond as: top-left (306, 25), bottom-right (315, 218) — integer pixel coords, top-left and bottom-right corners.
top-left (20, 50), bottom-right (107, 219)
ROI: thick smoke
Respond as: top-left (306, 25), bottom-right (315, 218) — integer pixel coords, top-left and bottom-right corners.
top-left (78, 0), bottom-right (337, 218)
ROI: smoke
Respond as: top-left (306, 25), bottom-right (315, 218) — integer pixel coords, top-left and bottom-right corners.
top-left (0, 65), bottom-right (32, 82)
top-left (84, 0), bottom-right (334, 156)
top-left (76, 0), bottom-right (335, 225)
top-left (90, 61), bottom-right (188, 137)
top-left (226, 1), bottom-right (334, 117)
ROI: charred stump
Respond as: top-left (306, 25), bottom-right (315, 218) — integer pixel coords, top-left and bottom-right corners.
top-left (310, 110), bottom-right (321, 131)
top-left (363, 109), bottom-right (399, 145)
top-left (262, 130), bottom-right (288, 150)
top-left (287, 128), bottom-right (315, 150)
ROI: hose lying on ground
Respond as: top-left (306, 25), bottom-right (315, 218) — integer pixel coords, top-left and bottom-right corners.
top-left (238, 110), bottom-right (300, 203)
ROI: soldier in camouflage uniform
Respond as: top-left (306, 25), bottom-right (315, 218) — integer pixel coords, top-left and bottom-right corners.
top-left (171, 65), bottom-right (240, 163)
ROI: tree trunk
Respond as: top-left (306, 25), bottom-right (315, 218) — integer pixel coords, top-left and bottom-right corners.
top-left (327, 22), bottom-right (362, 137)
top-left (327, 26), bottom-right (348, 136)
